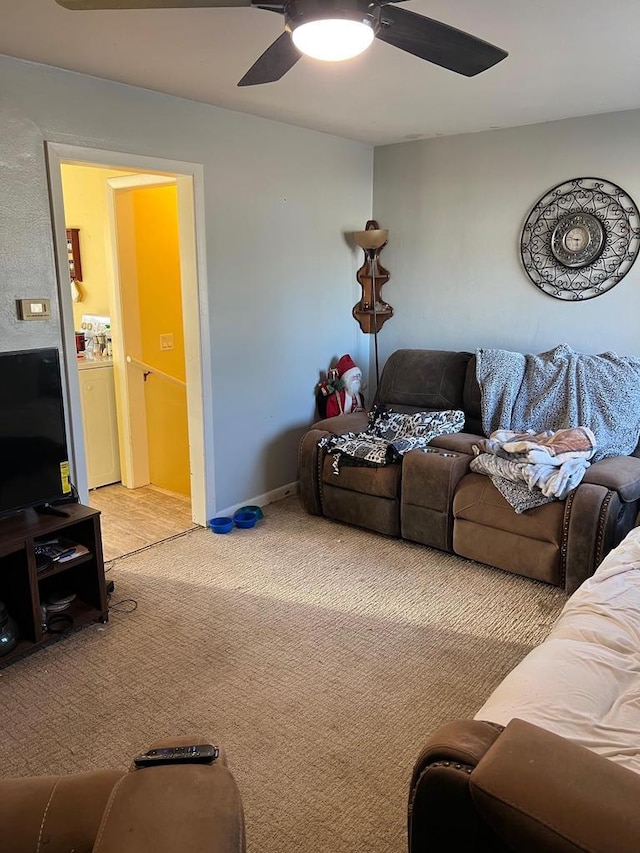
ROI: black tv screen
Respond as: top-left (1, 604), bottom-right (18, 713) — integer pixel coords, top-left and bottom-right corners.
top-left (0, 348), bottom-right (71, 518)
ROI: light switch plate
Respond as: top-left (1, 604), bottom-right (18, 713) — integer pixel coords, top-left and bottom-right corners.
top-left (160, 333), bottom-right (174, 351)
top-left (16, 298), bottom-right (51, 320)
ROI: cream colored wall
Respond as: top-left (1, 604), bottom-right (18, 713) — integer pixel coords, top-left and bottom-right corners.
top-left (133, 185), bottom-right (190, 497)
top-left (60, 164), bottom-right (130, 329)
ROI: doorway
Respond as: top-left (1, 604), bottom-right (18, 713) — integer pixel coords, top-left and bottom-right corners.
top-left (46, 144), bottom-right (213, 557)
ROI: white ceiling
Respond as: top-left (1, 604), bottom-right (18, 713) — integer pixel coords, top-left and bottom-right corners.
top-left (3, 0), bottom-right (640, 146)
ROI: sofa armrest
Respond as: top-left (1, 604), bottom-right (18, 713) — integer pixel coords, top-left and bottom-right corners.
top-left (0, 769), bottom-right (125, 853)
top-left (410, 718), bottom-right (640, 853)
top-left (583, 455), bottom-right (640, 502)
top-left (411, 719), bottom-right (504, 788)
top-left (299, 428), bottom-right (330, 515)
top-left (299, 413), bottom-right (370, 516)
top-left (402, 448), bottom-right (473, 551)
top-left (310, 411), bottom-right (369, 434)
top-left (93, 739), bottom-right (244, 853)
top-left (426, 431), bottom-right (484, 456)
top-left (470, 718), bottom-right (640, 853)
top-left (409, 720), bottom-right (505, 851)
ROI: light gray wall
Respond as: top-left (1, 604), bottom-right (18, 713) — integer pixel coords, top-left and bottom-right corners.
top-left (373, 110), bottom-right (640, 364)
top-left (0, 55), bottom-right (373, 513)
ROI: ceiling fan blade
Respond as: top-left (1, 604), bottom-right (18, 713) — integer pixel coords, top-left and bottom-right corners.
top-left (377, 8), bottom-right (508, 77)
top-left (237, 32), bottom-right (301, 86)
top-left (55, 0), bottom-right (250, 9)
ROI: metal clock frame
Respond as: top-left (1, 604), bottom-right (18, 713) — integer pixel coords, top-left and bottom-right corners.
top-left (520, 177), bottom-right (640, 300)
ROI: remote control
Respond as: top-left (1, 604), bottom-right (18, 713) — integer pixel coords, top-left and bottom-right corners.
top-left (133, 744), bottom-right (219, 768)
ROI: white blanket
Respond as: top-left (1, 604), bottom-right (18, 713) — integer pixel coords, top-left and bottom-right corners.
top-left (475, 525), bottom-right (640, 775)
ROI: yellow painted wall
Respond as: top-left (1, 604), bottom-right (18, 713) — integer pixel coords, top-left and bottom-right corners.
top-left (60, 164), bottom-right (129, 329)
top-left (132, 185), bottom-right (190, 497)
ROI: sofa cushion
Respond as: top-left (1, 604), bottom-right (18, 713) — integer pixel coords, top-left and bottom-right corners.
top-left (453, 473), bottom-right (565, 545)
top-left (375, 349), bottom-right (472, 411)
top-left (455, 520), bottom-right (563, 585)
top-left (453, 473), bottom-right (567, 585)
top-left (321, 455), bottom-right (401, 500)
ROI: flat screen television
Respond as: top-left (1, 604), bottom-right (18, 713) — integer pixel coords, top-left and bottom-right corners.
top-left (0, 348), bottom-right (72, 518)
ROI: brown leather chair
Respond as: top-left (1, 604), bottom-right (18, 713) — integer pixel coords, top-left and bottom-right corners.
top-left (0, 735), bottom-right (245, 853)
top-left (409, 718), bottom-right (640, 852)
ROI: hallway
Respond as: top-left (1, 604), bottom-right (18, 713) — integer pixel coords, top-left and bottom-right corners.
top-left (89, 484), bottom-right (199, 562)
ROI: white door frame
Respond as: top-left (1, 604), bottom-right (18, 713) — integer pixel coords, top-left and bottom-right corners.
top-left (45, 142), bottom-right (213, 526)
top-left (106, 172), bottom-right (175, 491)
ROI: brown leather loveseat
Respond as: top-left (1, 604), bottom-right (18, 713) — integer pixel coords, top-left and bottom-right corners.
top-left (299, 349), bottom-right (640, 593)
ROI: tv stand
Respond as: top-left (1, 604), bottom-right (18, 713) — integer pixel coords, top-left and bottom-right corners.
top-left (0, 503), bottom-right (107, 668)
top-left (36, 504), bottom-right (71, 518)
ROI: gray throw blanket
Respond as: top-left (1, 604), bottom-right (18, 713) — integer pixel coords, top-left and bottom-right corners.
top-left (476, 344), bottom-right (640, 462)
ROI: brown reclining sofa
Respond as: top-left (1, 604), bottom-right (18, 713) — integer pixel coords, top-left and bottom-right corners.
top-left (299, 349), bottom-right (640, 593)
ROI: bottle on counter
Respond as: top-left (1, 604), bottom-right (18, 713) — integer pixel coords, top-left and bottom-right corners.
top-left (84, 333), bottom-right (94, 359)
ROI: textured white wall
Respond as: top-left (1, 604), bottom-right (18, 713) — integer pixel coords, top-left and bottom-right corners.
top-left (0, 55), bottom-right (373, 513)
top-left (373, 110), bottom-right (640, 363)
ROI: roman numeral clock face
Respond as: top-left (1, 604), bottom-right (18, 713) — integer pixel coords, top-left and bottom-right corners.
top-left (520, 177), bottom-right (640, 300)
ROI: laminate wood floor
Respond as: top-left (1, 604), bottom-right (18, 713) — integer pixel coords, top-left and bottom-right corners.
top-left (88, 483), bottom-right (199, 562)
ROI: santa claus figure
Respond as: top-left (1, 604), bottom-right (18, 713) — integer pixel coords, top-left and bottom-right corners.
top-left (326, 354), bottom-right (366, 418)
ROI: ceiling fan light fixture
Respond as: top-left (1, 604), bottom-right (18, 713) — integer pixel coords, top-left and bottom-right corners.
top-left (291, 18), bottom-right (375, 62)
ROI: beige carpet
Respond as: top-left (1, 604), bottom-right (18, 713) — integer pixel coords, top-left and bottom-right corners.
top-left (0, 496), bottom-right (566, 852)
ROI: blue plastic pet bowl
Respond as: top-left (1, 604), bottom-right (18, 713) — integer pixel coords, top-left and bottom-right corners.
top-left (237, 505), bottom-right (264, 520)
top-left (233, 510), bottom-right (258, 530)
top-left (209, 516), bottom-right (233, 534)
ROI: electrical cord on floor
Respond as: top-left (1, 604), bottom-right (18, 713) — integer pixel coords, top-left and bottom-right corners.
top-left (107, 590), bottom-right (138, 614)
top-left (103, 525), bottom-right (202, 615)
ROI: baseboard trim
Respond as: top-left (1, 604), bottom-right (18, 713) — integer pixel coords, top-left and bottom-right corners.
top-left (216, 481), bottom-right (299, 520)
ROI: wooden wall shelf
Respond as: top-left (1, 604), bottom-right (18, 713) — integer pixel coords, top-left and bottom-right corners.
top-left (352, 220), bottom-right (393, 335)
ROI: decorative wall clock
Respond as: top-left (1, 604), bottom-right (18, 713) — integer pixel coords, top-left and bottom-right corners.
top-left (520, 177), bottom-right (640, 300)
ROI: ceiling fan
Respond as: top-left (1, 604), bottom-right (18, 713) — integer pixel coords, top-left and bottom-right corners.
top-left (54, 0), bottom-right (508, 88)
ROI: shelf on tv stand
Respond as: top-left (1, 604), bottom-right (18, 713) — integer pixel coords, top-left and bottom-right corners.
top-left (0, 503), bottom-right (108, 668)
